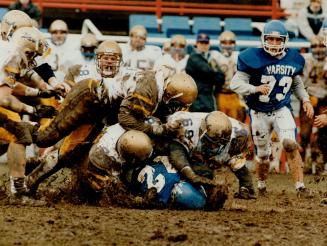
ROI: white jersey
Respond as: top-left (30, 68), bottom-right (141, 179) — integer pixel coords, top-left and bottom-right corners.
top-left (210, 50), bottom-right (239, 92)
top-left (95, 123), bottom-right (126, 165)
top-left (153, 54), bottom-right (189, 74)
top-left (167, 111), bottom-right (247, 159)
top-left (120, 43), bottom-right (162, 70)
top-left (103, 67), bottom-right (143, 104)
top-left (45, 39), bottom-right (81, 81)
top-left (302, 53), bottom-right (327, 99)
top-left (71, 64), bottom-right (101, 83)
top-left (0, 42), bottom-right (33, 87)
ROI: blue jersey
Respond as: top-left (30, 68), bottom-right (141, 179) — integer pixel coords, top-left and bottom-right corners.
top-left (137, 162), bottom-right (180, 205)
top-left (237, 48), bottom-right (305, 112)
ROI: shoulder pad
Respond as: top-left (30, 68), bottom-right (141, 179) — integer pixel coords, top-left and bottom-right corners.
top-left (285, 48), bottom-right (305, 67)
top-left (238, 48), bottom-right (274, 69)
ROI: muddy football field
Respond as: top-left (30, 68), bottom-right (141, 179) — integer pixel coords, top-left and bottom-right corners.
top-left (0, 163), bottom-right (327, 246)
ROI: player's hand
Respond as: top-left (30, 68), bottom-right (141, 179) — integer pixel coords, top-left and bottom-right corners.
top-left (314, 113), bottom-right (327, 128)
top-left (255, 84), bottom-right (270, 95)
top-left (54, 83), bottom-right (71, 97)
top-left (303, 101), bottom-right (314, 119)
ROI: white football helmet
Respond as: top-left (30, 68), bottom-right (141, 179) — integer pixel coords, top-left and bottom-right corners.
top-left (49, 19), bottom-right (68, 45)
top-left (1, 10), bottom-right (33, 41)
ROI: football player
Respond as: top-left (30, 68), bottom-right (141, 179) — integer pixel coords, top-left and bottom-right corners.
top-left (230, 20), bottom-right (314, 197)
top-left (154, 34), bottom-right (189, 73)
top-left (210, 31), bottom-right (246, 121)
top-left (120, 25), bottom-right (162, 70)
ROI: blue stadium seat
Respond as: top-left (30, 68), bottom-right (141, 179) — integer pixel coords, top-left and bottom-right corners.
top-left (0, 7), bottom-right (7, 20)
top-left (129, 14), bottom-right (158, 33)
top-left (162, 15), bottom-right (191, 37)
top-left (193, 17), bottom-right (221, 38)
top-left (224, 18), bottom-right (253, 36)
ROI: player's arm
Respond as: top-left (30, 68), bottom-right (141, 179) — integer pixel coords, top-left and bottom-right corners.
top-left (169, 140), bottom-right (215, 187)
top-left (292, 75), bottom-right (314, 119)
top-left (230, 71), bottom-right (256, 96)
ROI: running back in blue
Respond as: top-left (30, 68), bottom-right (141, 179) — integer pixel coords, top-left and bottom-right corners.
top-left (237, 48), bottom-right (305, 112)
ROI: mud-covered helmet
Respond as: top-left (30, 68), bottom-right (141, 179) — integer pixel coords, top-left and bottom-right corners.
top-left (163, 73), bottom-right (198, 113)
top-left (117, 130), bottom-right (153, 163)
top-left (1, 10), bottom-right (33, 41)
top-left (95, 40), bottom-right (122, 78)
top-left (199, 111), bottom-right (232, 154)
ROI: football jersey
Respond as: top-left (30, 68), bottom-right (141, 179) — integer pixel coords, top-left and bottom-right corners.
top-left (120, 43), bottom-right (162, 70)
top-left (237, 48), bottom-right (305, 112)
top-left (137, 160), bottom-right (180, 204)
top-left (153, 54), bottom-right (189, 74)
top-left (210, 50), bottom-right (239, 92)
top-left (302, 53), bottom-right (327, 99)
top-left (167, 111), bottom-right (248, 160)
top-left (70, 64), bottom-right (101, 84)
top-left (95, 123), bottom-right (126, 167)
top-left (45, 39), bottom-right (81, 81)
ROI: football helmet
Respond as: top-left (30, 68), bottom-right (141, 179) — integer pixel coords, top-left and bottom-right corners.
top-left (261, 20), bottom-right (288, 56)
top-left (95, 40), bottom-right (122, 78)
top-left (170, 181), bottom-right (207, 209)
top-left (49, 19), bottom-right (68, 45)
top-left (199, 111), bottom-right (232, 156)
top-left (170, 34), bottom-right (187, 60)
top-left (1, 10), bottom-right (33, 41)
top-left (322, 19), bottom-right (327, 46)
top-left (12, 27), bottom-right (48, 68)
top-left (129, 25), bottom-right (147, 51)
top-left (310, 36), bottom-right (326, 60)
top-left (117, 130), bottom-right (153, 164)
top-left (219, 31), bottom-right (236, 57)
top-left (163, 73), bottom-right (198, 112)
top-left (81, 33), bottom-right (98, 60)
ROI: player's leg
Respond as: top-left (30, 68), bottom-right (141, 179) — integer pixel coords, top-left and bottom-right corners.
top-left (249, 110), bottom-right (272, 195)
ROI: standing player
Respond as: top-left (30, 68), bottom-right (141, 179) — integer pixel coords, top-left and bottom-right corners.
top-left (154, 34), bottom-right (189, 74)
top-left (230, 20), bottom-right (314, 197)
top-left (120, 25), bottom-right (162, 70)
top-left (210, 31), bottom-right (246, 121)
top-left (301, 36), bottom-right (327, 172)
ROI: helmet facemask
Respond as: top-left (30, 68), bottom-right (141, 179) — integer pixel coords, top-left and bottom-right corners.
top-left (262, 34), bottom-right (288, 57)
top-left (220, 39), bottom-right (236, 57)
top-left (96, 52), bottom-right (122, 78)
top-left (81, 45), bottom-right (97, 60)
top-left (311, 37), bottom-right (326, 60)
top-left (198, 112), bottom-right (232, 156)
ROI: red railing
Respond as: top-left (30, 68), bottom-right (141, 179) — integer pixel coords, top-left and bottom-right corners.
top-left (0, 0), bottom-right (286, 19)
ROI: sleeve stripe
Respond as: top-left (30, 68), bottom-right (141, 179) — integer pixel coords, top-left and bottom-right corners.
top-left (131, 92), bottom-right (154, 106)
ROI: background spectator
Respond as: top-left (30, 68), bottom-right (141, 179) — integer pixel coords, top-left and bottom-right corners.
top-left (185, 33), bottom-right (225, 112)
top-left (8, 0), bottom-right (41, 23)
top-left (297, 0), bottom-right (325, 41)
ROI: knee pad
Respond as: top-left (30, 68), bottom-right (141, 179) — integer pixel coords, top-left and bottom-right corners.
top-left (282, 138), bottom-right (298, 152)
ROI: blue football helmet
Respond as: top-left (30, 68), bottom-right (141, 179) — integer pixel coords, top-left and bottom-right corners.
top-left (261, 20), bottom-right (288, 56)
top-left (170, 181), bottom-right (207, 209)
top-left (323, 19), bottom-right (327, 46)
